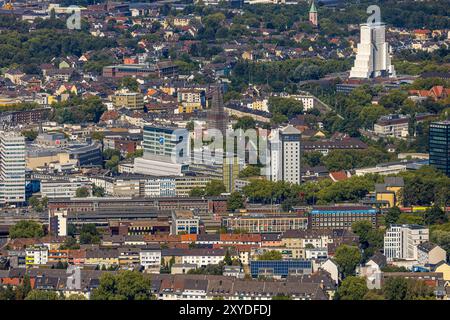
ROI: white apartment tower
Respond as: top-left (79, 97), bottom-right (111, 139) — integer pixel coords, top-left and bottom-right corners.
top-left (270, 125), bottom-right (301, 185)
top-left (349, 23), bottom-right (396, 79)
top-left (0, 131), bottom-right (26, 206)
top-left (384, 224), bottom-right (429, 262)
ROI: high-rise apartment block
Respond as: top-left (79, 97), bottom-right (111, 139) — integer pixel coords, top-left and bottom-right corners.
top-left (0, 131), bottom-right (26, 206)
top-left (270, 125), bottom-right (302, 185)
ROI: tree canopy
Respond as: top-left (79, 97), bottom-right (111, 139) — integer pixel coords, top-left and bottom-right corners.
top-left (90, 271), bottom-right (153, 300)
top-left (9, 220), bottom-right (44, 239)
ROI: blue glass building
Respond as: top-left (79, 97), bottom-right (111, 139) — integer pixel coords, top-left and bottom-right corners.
top-left (250, 260), bottom-right (312, 278)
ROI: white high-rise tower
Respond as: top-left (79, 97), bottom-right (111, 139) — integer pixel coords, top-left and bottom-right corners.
top-left (0, 131), bottom-right (26, 206)
top-left (349, 23), bottom-right (396, 79)
top-left (270, 125), bottom-right (301, 185)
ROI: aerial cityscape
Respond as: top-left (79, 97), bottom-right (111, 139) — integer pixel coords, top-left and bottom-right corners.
top-left (0, 0), bottom-right (449, 303)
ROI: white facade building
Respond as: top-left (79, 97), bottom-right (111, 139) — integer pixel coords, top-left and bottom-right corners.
top-left (40, 177), bottom-right (92, 199)
top-left (139, 248), bottom-right (162, 273)
top-left (144, 177), bottom-right (177, 197)
top-left (49, 209), bottom-right (68, 236)
top-left (270, 125), bottom-right (301, 185)
top-left (384, 224), bottom-right (429, 262)
top-left (181, 252), bottom-right (224, 268)
top-left (350, 23), bottom-right (396, 79)
top-left (26, 246), bottom-right (49, 265)
top-left (0, 131), bottom-right (26, 206)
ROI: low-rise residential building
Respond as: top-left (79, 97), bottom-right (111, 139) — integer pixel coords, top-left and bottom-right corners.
top-left (417, 242), bottom-right (447, 266)
top-left (25, 246), bottom-right (49, 266)
top-left (84, 248), bottom-right (119, 267)
top-left (139, 247), bottom-right (162, 273)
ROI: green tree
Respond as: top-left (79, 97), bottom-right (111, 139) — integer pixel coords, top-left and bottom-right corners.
top-left (91, 271), bottom-right (153, 300)
top-left (126, 149), bottom-right (143, 159)
top-left (351, 221), bottom-right (384, 260)
top-left (205, 180), bottom-right (226, 196)
top-left (92, 185), bottom-right (106, 197)
top-left (66, 293), bottom-right (87, 300)
top-left (105, 155), bottom-right (120, 174)
top-left (382, 277), bottom-right (435, 300)
top-left (21, 130), bottom-right (38, 141)
top-left (28, 196), bottom-right (40, 209)
top-left (15, 275), bottom-right (32, 300)
top-left (272, 294), bottom-right (291, 300)
top-left (397, 213), bottom-right (424, 225)
top-left (75, 187), bottom-right (90, 198)
top-left (0, 285), bottom-right (16, 300)
top-left (334, 245), bottom-right (362, 278)
top-left (189, 187), bottom-right (205, 197)
top-left (385, 206), bottom-right (402, 227)
top-left (91, 131), bottom-right (105, 141)
top-left (227, 192), bottom-right (245, 211)
top-left (67, 224), bottom-right (77, 237)
top-left (363, 290), bottom-right (385, 300)
top-left (103, 148), bottom-right (121, 160)
top-left (424, 205), bottom-right (447, 225)
top-left (60, 236), bottom-right (80, 250)
top-left (119, 77), bottom-right (139, 92)
top-left (430, 226), bottom-right (450, 259)
top-left (224, 250), bottom-right (233, 266)
top-left (25, 290), bottom-right (61, 300)
top-left (9, 220), bottom-right (44, 239)
top-left (238, 165), bottom-right (260, 178)
top-left (268, 97), bottom-right (303, 121)
top-left (233, 116), bottom-right (256, 130)
top-left (79, 224), bottom-right (101, 245)
top-left (336, 276), bottom-right (368, 300)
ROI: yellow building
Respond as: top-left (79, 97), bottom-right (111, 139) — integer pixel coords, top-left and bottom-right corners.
top-left (223, 157), bottom-right (242, 193)
top-left (375, 177), bottom-right (404, 208)
top-left (435, 263), bottom-right (450, 281)
top-left (242, 51), bottom-right (253, 60)
top-left (26, 152), bottom-right (71, 170)
top-left (84, 250), bottom-right (119, 267)
top-left (178, 102), bottom-right (203, 114)
top-left (55, 84), bottom-right (78, 96)
top-left (0, 96), bottom-right (21, 107)
top-left (175, 176), bottom-right (211, 197)
top-left (48, 95), bottom-right (58, 105)
top-left (111, 91), bottom-right (144, 110)
top-left (173, 17), bottom-right (191, 27)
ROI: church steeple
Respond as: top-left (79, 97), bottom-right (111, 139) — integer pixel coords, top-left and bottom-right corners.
top-left (309, 1), bottom-right (318, 27)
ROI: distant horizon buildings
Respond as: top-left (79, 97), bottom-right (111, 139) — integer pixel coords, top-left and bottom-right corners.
top-left (349, 22), bottom-right (396, 79)
top-left (0, 131), bottom-right (26, 206)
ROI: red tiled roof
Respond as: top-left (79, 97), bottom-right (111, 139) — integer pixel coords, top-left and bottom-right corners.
top-left (329, 171), bottom-right (348, 182)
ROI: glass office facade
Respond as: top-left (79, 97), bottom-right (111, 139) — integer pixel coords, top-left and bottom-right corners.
top-left (429, 121), bottom-right (450, 177)
top-left (250, 260), bottom-right (312, 278)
